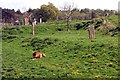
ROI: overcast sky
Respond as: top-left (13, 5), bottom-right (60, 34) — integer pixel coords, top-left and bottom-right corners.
top-left (0, 0), bottom-right (119, 12)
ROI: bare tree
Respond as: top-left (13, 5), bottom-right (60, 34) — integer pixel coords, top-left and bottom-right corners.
top-left (62, 2), bottom-right (76, 31)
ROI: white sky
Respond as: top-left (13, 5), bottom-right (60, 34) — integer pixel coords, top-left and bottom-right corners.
top-left (0, 0), bottom-right (119, 12)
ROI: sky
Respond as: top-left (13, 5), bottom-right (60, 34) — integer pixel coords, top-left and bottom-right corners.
top-left (0, 0), bottom-right (119, 12)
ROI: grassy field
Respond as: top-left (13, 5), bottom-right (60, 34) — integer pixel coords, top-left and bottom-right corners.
top-left (2, 18), bottom-right (119, 79)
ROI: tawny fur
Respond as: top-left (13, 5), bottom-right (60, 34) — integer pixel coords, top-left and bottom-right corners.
top-left (32, 52), bottom-right (46, 60)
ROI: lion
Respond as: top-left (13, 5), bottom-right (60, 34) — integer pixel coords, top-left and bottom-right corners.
top-left (32, 51), bottom-right (46, 60)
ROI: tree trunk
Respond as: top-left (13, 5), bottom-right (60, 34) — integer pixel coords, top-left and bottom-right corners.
top-left (66, 18), bottom-right (70, 32)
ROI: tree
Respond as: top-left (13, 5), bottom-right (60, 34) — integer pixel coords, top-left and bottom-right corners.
top-left (62, 2), bottom-right (75, 31)
top-left (80, 8), bottom-right (91, 20)
top-left (90, 10), bottom-right (96, 19)
top-left (47, 2), bottom-right (60, 20)
top-left (32, 8), bottom-right (41, 23)
top-left (95, 9), bottom-right (104, 16)
top-left (27, 8), bottom-right (33, 13)
top-left (2, 8), bottom-right (15, 23)
top-left (40, 2), bottom-right (59, 22)
top-left (80, 8), bottom-right (90, 14)
top-left (71, 8), bottom-right (81, 20)
top-left (40, 4), bottom-right (52, 22)
top-left (16, 9), bottom-right (22, 14)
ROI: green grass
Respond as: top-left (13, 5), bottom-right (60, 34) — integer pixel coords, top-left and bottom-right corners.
top-left (2, 20), bottom-right (119, 79)
top-left (106, 15), bottom-right (118, 27)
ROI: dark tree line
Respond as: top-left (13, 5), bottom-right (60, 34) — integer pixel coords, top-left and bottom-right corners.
top-left (26, 7), bottom-right (117, 21)
top-left (0, 2), bottom-right (118, 24)
top-left (1, 8), bottom-right (22, 23)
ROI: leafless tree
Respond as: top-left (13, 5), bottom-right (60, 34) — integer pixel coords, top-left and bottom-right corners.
top-left (62, 2), bottom-right (76, 31)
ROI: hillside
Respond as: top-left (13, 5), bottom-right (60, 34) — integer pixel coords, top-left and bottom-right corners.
top-left (2, 17), bottom-right (119, 79)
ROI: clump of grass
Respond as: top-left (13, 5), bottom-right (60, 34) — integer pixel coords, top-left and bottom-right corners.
top-left (21, 37), bottom-right (59, 51)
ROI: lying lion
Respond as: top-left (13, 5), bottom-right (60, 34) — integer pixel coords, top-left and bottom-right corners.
top-left (32, 51), bottom-right (46, 60)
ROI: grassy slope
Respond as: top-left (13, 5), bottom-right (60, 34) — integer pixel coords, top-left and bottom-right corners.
top-left (2, 19), bottom-right (118, 78)
top-left (107, 15), bottom-right (118, 25)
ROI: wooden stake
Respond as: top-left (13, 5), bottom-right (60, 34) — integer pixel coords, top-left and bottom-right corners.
top-left (32, 22), bottom-right (35, 37)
